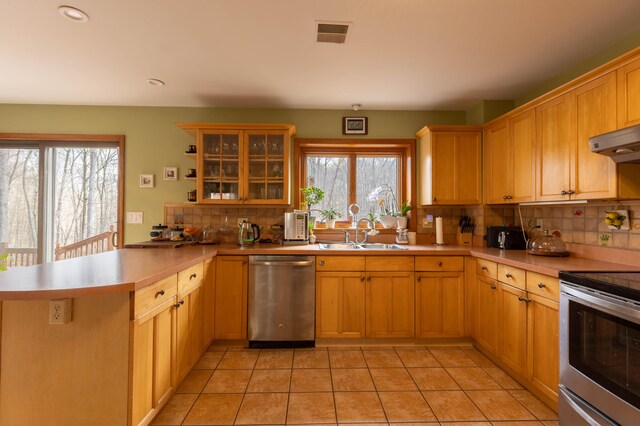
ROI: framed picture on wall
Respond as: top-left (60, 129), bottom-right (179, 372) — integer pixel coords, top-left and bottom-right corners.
top-left (343, 117), bottom-right (368, 135)
top-left (163, 167), bottom-right (178, 181)
top-left (139, 174), bottom-right (154, 188)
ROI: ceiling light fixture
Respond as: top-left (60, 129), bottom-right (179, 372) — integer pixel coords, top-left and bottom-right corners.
top-left (147, 78), bottom-right (166, 87)
top-left (352, 104), bottom-right (361, 111)
top-left (58, 5), bottom-right (89, 22)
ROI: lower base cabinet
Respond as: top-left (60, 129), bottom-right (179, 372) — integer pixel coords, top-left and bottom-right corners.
top-left (527, 293), bottom-right (559, 402)
top-left (214, 256), bottom-right (248, 339)
top-left (416, 272), bottom-right (464, 337)
top-left (132, 299), bottom-right (176, 426)
top-left (176, 284), bottom-right (202, 382)
top-left (366, 272), bottom-right (415, 337)
top-left (476, 276), bottom-right (499, 354)
top-left (498, 282), bottom-right (527, 375)
top-left (316, 272), bottom-right (366, 338)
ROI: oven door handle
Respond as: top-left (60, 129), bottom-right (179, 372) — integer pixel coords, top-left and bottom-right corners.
top-left (559, 386), bottom-right (617, 426)
top-left (561, 283), bottom-right (640, 324)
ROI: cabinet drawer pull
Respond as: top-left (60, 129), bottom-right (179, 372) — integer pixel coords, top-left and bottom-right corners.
top-left (490, 284), bottom-right (496, 289)
top-left (190, 273), bottom-right (197, 280)
top-left (155, 289), bottom-right (165, 297)
top-left (518, 296), bottom-right (525, 302)
top-left (319, 260), bottom-right (325, 266)
top-left (417, 276), bottom-right (421, 282)
top-left (174, 300), bottom-right (185, 308)
top-left (505, 273), bottom-right (513, 278)
top-left (437, 261), bottom-right (443, 267)
top-left (367, 276), bottom-right (371, 282)
top-left (481, 265), bottom-right (488, 271)
top-left (538, 282), bottom-right (546, 288)
top-left (360, 276), bottom-right (365, 282)
top-left (503, 195), bottom-right (507, 200)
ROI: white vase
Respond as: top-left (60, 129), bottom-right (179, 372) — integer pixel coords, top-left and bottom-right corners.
top-left (379, 215), bottom-right (397, 228)
top-left (326, 219), bottom-right (336, 229)
top-left (396, 216), bottom-right (408, 229)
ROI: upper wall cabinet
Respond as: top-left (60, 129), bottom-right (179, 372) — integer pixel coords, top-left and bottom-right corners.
top-left (617, 56), bottom-right (640, 128)
top-left (416, 125), bottom-right (482, 205)
top-left (484, 110), bottom-right (535, 204)
top-left (177, 123), bottom-right (295, 205)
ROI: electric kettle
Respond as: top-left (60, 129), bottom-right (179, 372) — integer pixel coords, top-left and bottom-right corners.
top-left (238, 221), bottom-right (260, 246)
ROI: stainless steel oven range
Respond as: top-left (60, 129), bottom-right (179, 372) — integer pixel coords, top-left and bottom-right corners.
top-left (559, 271), bottom-right (640, 426)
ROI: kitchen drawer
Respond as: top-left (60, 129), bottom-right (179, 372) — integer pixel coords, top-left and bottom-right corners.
top-left (476, 259), bottom-right (497, 280)
top-left (366, 255), bottom-right (414, 271)
top-left (526, 271), bottom-right (559, 301)
top-left (178, 262), bottom-right (204, 293)
top-left (317, 256), bottom-right (365, 271)
top-left (497, 263), bottom-right (525, 290)
top-left (134, 274), bottom-right (178, 318)
top-left (415, 256), bottom-right (463, 272)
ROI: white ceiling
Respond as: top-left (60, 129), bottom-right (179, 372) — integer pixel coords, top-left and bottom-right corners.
top-left (1, 0), bottom-right (640, 110)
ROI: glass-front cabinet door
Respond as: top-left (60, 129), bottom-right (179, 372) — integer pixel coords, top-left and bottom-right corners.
top-left (198, 130), bottom-right (242, 203)
top-left (245, 131), bottom-right (288, 204)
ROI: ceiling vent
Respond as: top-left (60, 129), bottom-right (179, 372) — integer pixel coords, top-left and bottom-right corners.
top-left (317, 23), bottom-right (349, 44)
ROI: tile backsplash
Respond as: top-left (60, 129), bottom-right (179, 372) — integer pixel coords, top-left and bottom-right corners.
top-left (164, 205), bottom-right (288, 235)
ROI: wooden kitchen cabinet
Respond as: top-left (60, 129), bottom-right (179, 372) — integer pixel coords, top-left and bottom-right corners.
top-left (131, 298), bottom-right (176, 426)
top-left (316, 272), bottom-right (366, 338)
top-left (476, 276), bottom-right (499, 355)
top-left (201, 258), bottom-right (215, 350)
top-left (177, 123), bottom-right (295, 204)
top-left (617, 56), bottom-right (640, 128)
top-left (176, 283), bottom-right (203, 382)
top-left (366, 271), bottom-right (415, 337)
top-left (497, 282), bottom-right (527, 375)
top-left (536, 93), bottom-right (576, 201)
top-left (416, 125), bottom-right (482, 205)
top-left (484, 110), bottom-right (535, 204)
top-left (527, 292), bottom-right (559, 403)
top-left (214, 255), bottom-right (248, 339)
top-left (416, 272), bottom-right (464, 338)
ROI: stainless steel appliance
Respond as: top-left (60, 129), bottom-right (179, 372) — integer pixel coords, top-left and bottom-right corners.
top-left (589, 124), bottom-right (640, 163)
top-left (284, 210), bottom-right (309, 241)
top-left (248, 255), bottom-right (315, 348)
top-left (559, 271), bottom-right (640, 425)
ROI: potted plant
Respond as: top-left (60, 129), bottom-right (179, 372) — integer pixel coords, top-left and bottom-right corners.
top-left (320, 207), bottom-right (342, 229)
top-left (368, 184), bottom-right (399, 228)
top-left (396, 200), bottom-right (412, 228)
top-left (300, 177), bottom-right (325, 233)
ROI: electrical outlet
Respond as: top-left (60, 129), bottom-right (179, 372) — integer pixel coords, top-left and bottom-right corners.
top-left (127, 212), bottom-right (143, 224)
top-left (49, 298), bottom-right (72, 324)
top-left (536, 219), bottom-right (543, 228)
top-left (237, 217), bottom-right (248, 226)
top-left (422, 215), bottom-right (433, 228)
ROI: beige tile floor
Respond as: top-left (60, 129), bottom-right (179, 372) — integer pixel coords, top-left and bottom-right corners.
top-left (152, 345), bottom-right (559, 425)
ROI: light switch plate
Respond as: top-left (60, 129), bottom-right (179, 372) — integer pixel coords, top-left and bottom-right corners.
top-left (127, 212), bottom-right (143, 224)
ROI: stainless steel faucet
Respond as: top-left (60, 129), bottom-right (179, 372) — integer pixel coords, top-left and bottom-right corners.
top-left (355, 218), bottom-right (375, 244)
top-left (341, 230), bottom-right (351, 243)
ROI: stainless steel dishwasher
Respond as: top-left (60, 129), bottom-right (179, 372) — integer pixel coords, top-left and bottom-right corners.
top-left (248, 255), bottom-right (315, 348)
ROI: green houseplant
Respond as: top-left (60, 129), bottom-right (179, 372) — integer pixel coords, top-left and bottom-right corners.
top-left (300, 178), bottom-right (325, 211)
top-left (320, 207), bottom-right (342, 229)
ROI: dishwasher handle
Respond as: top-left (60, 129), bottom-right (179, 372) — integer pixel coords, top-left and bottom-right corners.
top-left (250, 260), bottom-right (314, 267)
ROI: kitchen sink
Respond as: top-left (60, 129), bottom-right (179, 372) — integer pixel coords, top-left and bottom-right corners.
top-left (317, 243), bottom-right (408, 250)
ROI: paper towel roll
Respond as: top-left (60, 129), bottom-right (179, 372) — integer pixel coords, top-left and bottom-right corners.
top-left (435, 216), bottom-right (444, 245)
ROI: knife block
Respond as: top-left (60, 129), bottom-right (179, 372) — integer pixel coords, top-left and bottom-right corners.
top-left (456, 229), bottom-right (472, 246)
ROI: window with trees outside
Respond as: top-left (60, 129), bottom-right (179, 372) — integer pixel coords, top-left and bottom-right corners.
top-left (296, 139), bottom-right (415, 227)
top-left (0, 134), bottom-right (124, 268)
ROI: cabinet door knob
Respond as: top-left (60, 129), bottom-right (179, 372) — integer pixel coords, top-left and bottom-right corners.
top-left (319, 260), bottom-right (325, 266)
top-left (505, 272), bottom-right (513, 278)
top-left (155, 289), bottom-right (165, 297)
top-left (437, 261), bottom-right (443, 267)
top-left (360, 276), bottom-right (365, 282)
top-left (174, 300), bottom-right (185, 308)
top-left (560, 190), bottom-right (567, 196)
top-left (190, 273), bottom-right (197, 280)
top-left (481, 265), bottom-right (488, 271)
top-left (367, 276), bottom-right (371, 282)
top-left (433, 197), bottom-right (437, 202)
top-left (417, 276), bottom-right (421, 282)
top-left (503, 195), bottom-right (507, 200)
top-left (490, 284), bottom-right (497, 289)
top-left (567, 189), bottom-right (575, 195)
top-left (507, 195), bottom-right (512, 199)
top-left (538, 282), bottom-right (546, 288)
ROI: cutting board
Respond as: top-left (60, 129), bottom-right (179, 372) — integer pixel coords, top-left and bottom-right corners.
top-left (124, 240), bottom-right (198, 248)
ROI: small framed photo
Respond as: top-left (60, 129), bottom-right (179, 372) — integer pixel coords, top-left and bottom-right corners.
top-left (163, 167), bottom-right (178, 181)
top-left (343, 117), bottom-right (368, 135)
top-left (139, 174), bottom-right (155, 188)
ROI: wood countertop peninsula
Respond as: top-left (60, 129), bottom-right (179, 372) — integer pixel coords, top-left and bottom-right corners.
top-left (1, 243), bottom-right (638, 299)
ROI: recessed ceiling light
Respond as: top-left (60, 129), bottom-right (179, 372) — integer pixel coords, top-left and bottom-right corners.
top-left (352, 104), bottom-right (361, 111)
top-left (147, 78), bottom-right (166, 87)
top-left (58, 6), bottom-right (89, 22)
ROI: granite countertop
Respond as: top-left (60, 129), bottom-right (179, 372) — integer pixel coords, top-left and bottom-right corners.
top-left (1, 243), bottom-right (638, 299)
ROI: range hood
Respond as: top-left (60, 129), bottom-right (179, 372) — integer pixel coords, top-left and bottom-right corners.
top-left (589, 124), bottom-right (640, 163)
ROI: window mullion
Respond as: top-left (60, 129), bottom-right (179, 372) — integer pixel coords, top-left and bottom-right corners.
top-left (41, 147), bottom-right (57, 263)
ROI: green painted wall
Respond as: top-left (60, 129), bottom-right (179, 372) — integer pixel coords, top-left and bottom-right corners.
top-left (465, 100), bottom-right (515, 125)
top-left (516, 31), bottom-right (640, 106)
top-left (0, 104), bottom-right (465, 243)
